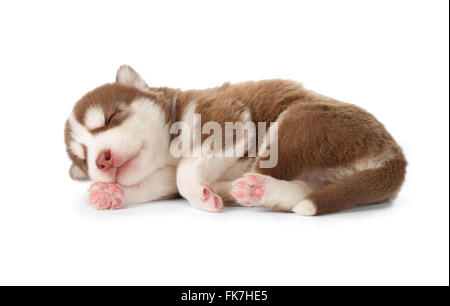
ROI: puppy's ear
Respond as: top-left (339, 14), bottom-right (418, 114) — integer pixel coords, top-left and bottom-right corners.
top-left (116, 65), bottom-right (150, 91)
top-left (69, 163), bottom-right (89, 181)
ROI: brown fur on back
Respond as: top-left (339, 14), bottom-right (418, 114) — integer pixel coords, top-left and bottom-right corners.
top-left (171, 79), bottom-right (404, 173)
top-left (175, 80), bottom-right (306, 126)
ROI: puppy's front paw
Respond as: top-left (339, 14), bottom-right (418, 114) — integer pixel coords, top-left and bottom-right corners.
top-left (198, 186), bottom-right (224, 212)
top-left (88, 182), bottom-right (124, 210)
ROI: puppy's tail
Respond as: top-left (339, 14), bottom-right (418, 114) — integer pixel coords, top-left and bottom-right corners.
top-left (293, 148), bottom-right (407, 215)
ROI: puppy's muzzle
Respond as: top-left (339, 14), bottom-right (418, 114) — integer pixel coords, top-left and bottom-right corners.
top-left (96, 150), bottom-right (113, 170)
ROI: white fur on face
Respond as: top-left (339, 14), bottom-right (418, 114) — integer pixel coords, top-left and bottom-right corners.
top-left (68, 97), bottom-right (171, 186)
top-left (84, 106), bottom-right (105, 130)
top-left (69, 141), bottom-right (85, 160)
top-left (70, 164), bottom-right (88, 180)
top-left (68, 113), bottom-right (93, 146)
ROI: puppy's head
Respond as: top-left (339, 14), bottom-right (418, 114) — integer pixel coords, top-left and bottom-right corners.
top-left (65, 66), bottom-right (172, 186)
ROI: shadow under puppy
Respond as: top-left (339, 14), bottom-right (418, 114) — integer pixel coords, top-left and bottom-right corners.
top-left (64, 65), bottom-right (406, 215)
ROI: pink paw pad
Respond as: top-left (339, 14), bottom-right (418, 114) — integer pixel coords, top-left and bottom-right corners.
top-left (200, 186), bottom-right (224, 212)
top-left (97, 195), bottom-right (111, 209)
top-left (231, 173), bottom-right (267, 206)
top-left (213, 195), bottom-right (222, 209)
top-left (111, 197), bottom-right (122, 210)
top-left (106, 183), bottom-right (124, 196)
top-left (252, 186), bottom-right (265, 199)
top-left (88, 182), bottom-right (124, 210)
top-left (202, 187), bottom-right (211, 201)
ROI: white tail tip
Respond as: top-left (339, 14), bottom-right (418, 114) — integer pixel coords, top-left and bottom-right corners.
top-left (292, 199), bottom-right (317, 216)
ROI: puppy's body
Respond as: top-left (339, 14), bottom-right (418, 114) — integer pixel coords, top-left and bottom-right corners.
top-left (65, 66), bottom-right (406, 215)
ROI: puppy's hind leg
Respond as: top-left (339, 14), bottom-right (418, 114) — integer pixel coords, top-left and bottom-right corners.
top-left (231, 173), bottom-right (315, 211)
top-left (230, 105), bottom-right (316, 211)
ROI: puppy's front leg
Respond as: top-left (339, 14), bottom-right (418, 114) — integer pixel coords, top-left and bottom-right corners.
top-left (88, 167), bottom-right (178, 210)
top-left (176, 157), bottom-right (237, 212)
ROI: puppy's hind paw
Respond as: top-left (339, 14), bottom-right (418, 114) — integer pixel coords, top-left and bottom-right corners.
top-left (231, 173), bottom-right (266, 206)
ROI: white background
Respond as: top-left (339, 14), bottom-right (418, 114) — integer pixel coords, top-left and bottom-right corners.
top-left (0, 0), bottom-right (448, 286)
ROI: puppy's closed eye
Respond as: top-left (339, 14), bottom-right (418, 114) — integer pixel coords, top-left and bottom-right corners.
top-left (105, 112), bottom-right (118, 126)
top-left (105, 111), bottom-right (124, 126)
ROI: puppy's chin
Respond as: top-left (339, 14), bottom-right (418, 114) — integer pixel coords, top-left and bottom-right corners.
top-left (115, 154), bottom-right (154, 187)
top-left (89, 168), bottom-right (117, 184)
top-left (116, 171), bottom-right (143, 187)
top-left (116, 166), bottom-right (145, 187)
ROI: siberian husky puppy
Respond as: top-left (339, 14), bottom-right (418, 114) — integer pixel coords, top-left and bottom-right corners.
top-left (65, 65), bottom-right (406, 215)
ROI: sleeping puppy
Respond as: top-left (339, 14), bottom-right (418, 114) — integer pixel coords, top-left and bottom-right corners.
top-left (64, 65), bottom-right (406, 215)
